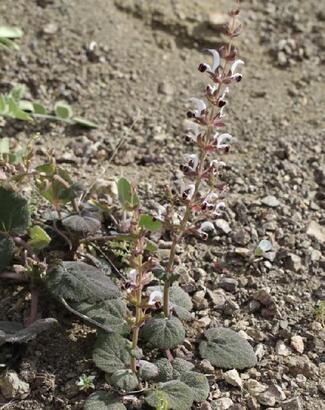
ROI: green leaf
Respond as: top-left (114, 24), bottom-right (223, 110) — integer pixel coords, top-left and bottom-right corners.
top-left (171, 358), bottom-right (194, 378)
top-left (92, 333), bottom-right (131, 374)
top-left (110, 369), bottom-right (138, 391)
top-left (138, 360), bottom-right (159, 381)
top-left (145, 239), bottom-right (158, 252)
top-left (18, 100), bottom-right (34, 112)
top-left (139, 214), bottom-right (162, 232)
top-left (32, 102), bottom-right (47, 115)
top-left (0, 138), bottom-right (10, 155)
top-left (0, 37), bottom-right (19, 51)
top-left (117, 178), bottom-right (139, 210)
top-left (62, 214), bottom-right (101, 235)
top-left (72, 116), bottom-right (98, 128)
top-left (7, 97), bottom-right (32, 121)
top-left (46, 261), bottom-right (120, 303)
top-left (154, 358), bottom-right (174, 382)
top-left (0, 187), bottom-right (30, 234)
top-left (71, 299), bottom-right (128, 334)
top-left (10, 84), bottom-right (26, 101)
top-left (28, 225), bottom-right (51, 251)
top-left (54, 101), bottom-right (73, 119)
top-left (141, 316), bottom-right (185, 350)
top-left (199, 327), bottom-right (257, 370)
top-left (169, 283), bottom-right (193, 321)
top-left (145, 380), bottom-right (194, 410)
top-left (0, 234), bottom-right (14, 272)
top-left (0, 26), bottom-right (23, 39)
top-left (0, 95), bottom-right (7, 113)
top-left (84, 391), bottom-right (126, 410)
top-left (0, 318), bottom-right (57, 346)
top-left (179, 371), bottom-right (210, 402)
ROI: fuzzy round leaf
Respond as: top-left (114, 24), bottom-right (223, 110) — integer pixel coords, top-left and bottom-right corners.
top-left (145, 380), bottom-right (194, 410)
top-left (138, 360), bottom-right (159, 381)
top-left (199, 327), bottom-right (257, 370)
top-left (179, 371), bottom-right (210, 402)
top-left (54, 101), bottom-right (73, 119)
top-left (170, 283), bottom-right (193, 321)
top-left (72, 299), bottom-right (128, 334)
top-left (172, 358), bottom-right (194, 378)
top-left (110, 369), bottom-right (138, 392)
top-left (0, 234), bottom-right (14, 272)
top-left (93, 333), bottom-right (131, 374)
top-left (46, 261), bottom-right (120, 303)
top-left (141, 316), bottom-right (185, 350)
top-left (154, 358), bottom-right (174, 382)
top-left (84, 391), bottom-right (126, 410)
top-left (0, 187), bottom-right (30, 234)
top-left (62, 214), bottom-right (101, 234)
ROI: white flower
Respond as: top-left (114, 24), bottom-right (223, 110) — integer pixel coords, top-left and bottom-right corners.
top-left (213, 133), bottom-right (232, 149)
top-left (127, 269), bottom-right (137, 285)
top-left (180, 182), bottom-right (195, 200)
top-left (184, 154), bottom-right (199, 171)
top-left (197, 221), bottom-right (215, 239)
top-left (199, 49), bottom-right (220, 73)
top-left (210, 159), bottom-right (227, 169)
top-left (148, 290), bottom-right (163, 306)
top-left (189, 98), bottom-right (206, 117)
top-left (230, 59), bottom-right (244, 81)
top-left (184, 121), bottom-right (202, 143)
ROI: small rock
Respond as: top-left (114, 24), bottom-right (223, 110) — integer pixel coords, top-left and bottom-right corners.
top-left (157, 81), bottom-right (174, 96)
top-left (290, 335), bottom-right (304, 354)
top-left (286, 355), bottom-right (318, 378)
top-left (285, 253), bottom-right (302, 272)
top-left (245, 379), bottom-right (268, 396)
top-left (215, 219), bottom-right (232, 234)
top-left (253, 289), bottom-right (274, 307)
top-left (206, 289), bottom-right (227, 310)
top-left (218, 277), bottom-right (238, 293)
top-left (0, 370), bottom-right (30, 399)
top-left (199, 359), bottom-right (215, 374)
top-left (212, 397), bottom-right (234, 410)
top-left (306, 221), bottom-right (325, 243)
top-left (201, 401), bottom-right (212, 410)
top-left (224, 369), bottom-right (242, 389)
top-left (278, 51), bottom-right (288, 66)
top-left (282, 397), bottom-right (302, 410)
top-left (43, 22), bottom-right (58, 34)
top-left (318, 379), bottom-right (325, 394)
top-left (208, 12), bottom-right (228, 30)
top-left (257, 389), bottom-right (276, 407)
top-left (261, 195), bottom-right (280, 208)
top-left (275, 340), bottom-right (291, 356)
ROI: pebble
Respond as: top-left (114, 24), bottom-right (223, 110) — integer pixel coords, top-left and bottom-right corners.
top-left (286, 355), bottom-right (318, 378)
top-left (212, 397), bottom-right (234, 410)
top-left (223, 369), bottom-right (243, 389)
top-left (290, 335), bottom-right (304, 353)
top-left (206, 289), bottom-right (227, 310)
top-left (215, 219), bottom-right (232, 234)
top-left (275, 340), bottom-right (291, 356)
top-left (285, 253), bottom-right (302, 272)
top-left (245, 379), bottom-right (268, 396)
top-left (261, 195), bottom-right (280, 207)
top-left (199, 359), bottom-right (215, 374)
top-left (306, 221), bottom-right (325, 243)
top-left (218, 277), bottom-right (238, 293)
top-left (0, 370), bottom-right (30, 400)
top-left (282, 397), bottom-right (303, 410)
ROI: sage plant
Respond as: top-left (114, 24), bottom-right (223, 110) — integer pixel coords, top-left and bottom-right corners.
top-left (161, 4), bottom-right (244, 317)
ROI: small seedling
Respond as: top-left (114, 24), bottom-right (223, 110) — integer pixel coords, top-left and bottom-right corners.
top-left (76, 374), bottom-right (96, 392)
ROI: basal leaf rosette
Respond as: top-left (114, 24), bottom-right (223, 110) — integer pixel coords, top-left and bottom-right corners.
top-left (84, 391), bottom-right (126, 410)
top-left (141, 316), bottom-right (185, 350)
top-left (199, 327), bottom-right (257, 370)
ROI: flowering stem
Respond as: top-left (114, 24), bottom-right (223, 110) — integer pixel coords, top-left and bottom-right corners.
top-left (163, 148), bottom-right (208, 318)
top-left (129, 210), bottom-right (145, 375)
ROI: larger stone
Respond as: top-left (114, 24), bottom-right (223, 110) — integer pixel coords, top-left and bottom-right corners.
top-left (0, 370), bottom-right (30, 399)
